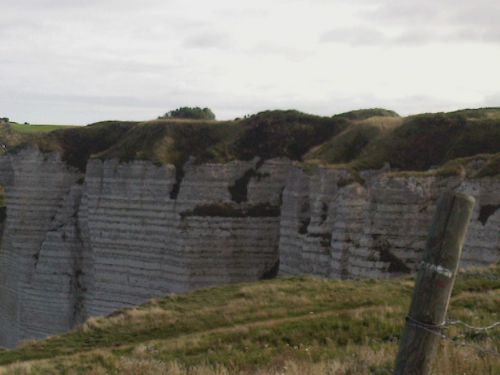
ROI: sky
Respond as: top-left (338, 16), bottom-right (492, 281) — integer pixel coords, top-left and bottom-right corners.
top-left (1, 0), bottom-right (500, 124)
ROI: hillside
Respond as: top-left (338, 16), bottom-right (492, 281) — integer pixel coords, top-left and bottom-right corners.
top-left (0, 265), bottom-right (498, 374)
top-left (2, 107), bottom-right (500, 177)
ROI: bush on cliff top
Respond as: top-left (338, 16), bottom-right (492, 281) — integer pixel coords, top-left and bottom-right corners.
top-left (334, 108), bottom-right (400, 121)
top-left (232, 110), bottom-right (348, 161)
top-left (158, 107), bottom-right (216, 121)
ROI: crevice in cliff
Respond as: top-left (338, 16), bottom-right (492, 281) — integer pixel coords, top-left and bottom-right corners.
top-left (70, 268), bottom-right (86, 326)
top-left (478, 204), bottom-right (499, 225)
top-left (298, 201), bottom-right (310, 235)
top-left (170, 165), bottom-right (185, 199)
top-left (69, 189), bottom-right (87, 327)
top-left (319, 202), bottom-right (328, 225)
top-left (228, 169), bottom-right (253, 203)
top-left (371, 235), bottom-right (411, 274)
top-left (260, 259), bottom-right (280, 280)
top-left (298, 218), bottom-right (310, 234)
top-left (228, 160), bottom-right (269, 203)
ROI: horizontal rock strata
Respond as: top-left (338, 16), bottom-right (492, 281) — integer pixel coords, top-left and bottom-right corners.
top-left (0, 150), bottom-right (289, 347)
top-left (279, 167), bottom-right (500, 278)
top-left (0, 149), bottom-right (497, 347)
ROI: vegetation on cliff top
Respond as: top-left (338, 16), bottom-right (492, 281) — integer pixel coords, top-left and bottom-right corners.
top-left (8, 123), bottom-right (78, 134)
top-left (158, 107), bottom-right (216, 121)
top-left (0, 265), bottom-right (497, 374)
top-left (333, 108), bottom-right (400, 121)
top-left (1, 107), bottom-right (500, 176)
top-left (352, 112), bottom-right (500, 172)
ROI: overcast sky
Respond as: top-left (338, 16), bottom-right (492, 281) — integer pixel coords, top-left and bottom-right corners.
top-left (1, 0), bottom-right (500, 124)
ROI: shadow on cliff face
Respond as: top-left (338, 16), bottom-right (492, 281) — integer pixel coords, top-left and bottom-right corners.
top-left (371, 235), bottom-right (411, 274)
top-left (180, 203), bottom-right (281, 218)
top-left (478, 204), bottom-right (500, 225)
top-left (228, 160), bottom-right (270, 203)
top-left (260, 259), bottom-right (280, 280)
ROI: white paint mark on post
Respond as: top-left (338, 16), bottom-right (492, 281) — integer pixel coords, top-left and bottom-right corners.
top-left (419, 261), bottom-right (453, 278)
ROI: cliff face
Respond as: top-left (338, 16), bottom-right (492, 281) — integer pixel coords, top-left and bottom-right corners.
top-left (0, 148), bottom-right (498, 347)
top-left (279, 168), bottom-right (499, 278)
top-left (0, 149), bottom-right (290, 347)
top-left (0, 148), bottom-right (82, 346)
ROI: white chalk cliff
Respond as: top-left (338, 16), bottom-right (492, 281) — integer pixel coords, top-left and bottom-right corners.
top-left (0, 148), bottom-right (498, 347)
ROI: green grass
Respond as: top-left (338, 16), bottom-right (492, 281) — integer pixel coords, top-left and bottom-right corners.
top-left (97, 119), bottom-right (242, 165)
top-left (0, 265), bottom-right (498, 374)
top-left (305, 116), bottom-right (402, 164)
top-left (351, 112), bottom-right (500, 171)
top-left (8, 124), bottom-right (78, 134)
top-left (387, 152), bottom-right (500, 178)
top-left (334, 108), bottom-right (400, 121)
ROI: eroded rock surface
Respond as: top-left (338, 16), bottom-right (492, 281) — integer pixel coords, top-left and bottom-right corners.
top-left (0, 150), bottom-right (290, 347)
top-left (0, 149), bottom-right (497, 347)
top-left (279, 168), bottom-right (500, 278)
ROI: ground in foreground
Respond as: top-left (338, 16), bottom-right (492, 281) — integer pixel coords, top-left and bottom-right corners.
top-left (0, 266), bottom-right (498, 375)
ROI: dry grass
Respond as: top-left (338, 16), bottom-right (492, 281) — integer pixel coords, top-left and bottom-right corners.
top-left (2, 344), bottom-right (497, 375)
top-left (0, 266), bottom-right (497, 375)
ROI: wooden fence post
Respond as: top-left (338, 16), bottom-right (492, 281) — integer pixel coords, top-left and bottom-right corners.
top-left (393, 191), bottom-right (475, 375)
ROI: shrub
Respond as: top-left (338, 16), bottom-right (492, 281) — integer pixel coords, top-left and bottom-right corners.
top-left (159, 107), bottom-right (216, 120)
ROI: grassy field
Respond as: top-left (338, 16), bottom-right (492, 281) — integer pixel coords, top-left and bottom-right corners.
top-left (8, 123), bottom-right (78, 134)
top-left (0, 266), bottom-right (498, 375)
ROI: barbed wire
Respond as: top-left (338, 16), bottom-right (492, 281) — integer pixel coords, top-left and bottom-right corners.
top-left (405, 315), bottom-right (500, 357)
top-left (446, 319), bottom-right (500, 331)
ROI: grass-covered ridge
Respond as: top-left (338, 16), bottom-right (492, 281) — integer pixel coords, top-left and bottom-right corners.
top-left (8, 123), bottom-right (78, 134)
top-left (2, 107), bottom-right (500, 176)
top-left (0, 265), bottom-right (498, 374)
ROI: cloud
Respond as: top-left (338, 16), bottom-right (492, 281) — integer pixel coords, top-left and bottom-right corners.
top-left (355, 0), bottom-right (500, 45)
top-left (320, 27), bottom-right (388, 46)
top-left (183, 31), bottom-right (233, 50)
top-left (321, 26), bottom-right (500, 47)
top-left (1, 0), bottom-right (499, 124)
top-left (246, 42), bottom-right (312, 61)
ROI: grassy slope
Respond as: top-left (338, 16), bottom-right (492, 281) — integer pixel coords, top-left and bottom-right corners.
top-left (2, 108), bottom-right (500, 177)
top-left (304, 116), bottom-right (403, 164)
top-left (0, 266), bottom-right (498, 374)
top-left (351, 111), bottom-right (500, 172)
top-left (8, 124), bottom-right (78, 134)
top-left (305, 108), bottom-right (500, 177)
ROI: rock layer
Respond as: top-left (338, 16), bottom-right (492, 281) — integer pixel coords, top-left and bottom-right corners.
top-left (279, 167), bottom-right (500, 278)
top-left (0, 150), bottom-right (289, 347)
top-left (0, 149), bottom-right (498, 347)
